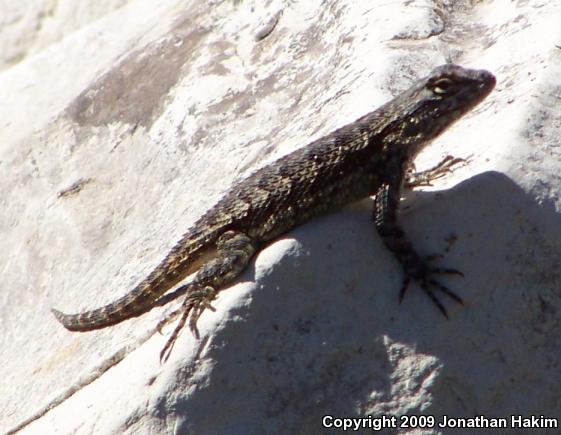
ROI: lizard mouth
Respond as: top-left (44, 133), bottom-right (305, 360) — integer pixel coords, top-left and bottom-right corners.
top-left (477, 69), bottom-right (496, 93)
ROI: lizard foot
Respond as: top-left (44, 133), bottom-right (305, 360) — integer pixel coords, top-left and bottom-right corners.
top-left (159, 286), bottom-right (217, 363)
top-left (405, 155), bottom-right (466, 188)
top-left (399, 260), bottom-right (464, 318)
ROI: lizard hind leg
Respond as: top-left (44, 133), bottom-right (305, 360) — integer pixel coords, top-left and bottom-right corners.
top-left (159, 230), bottom-right (256, 362)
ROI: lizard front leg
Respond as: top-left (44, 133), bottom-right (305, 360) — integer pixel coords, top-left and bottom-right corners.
top-left (159, 230), bottom-right (256, 362)
top-left (404, 155), bottom-right (465, 188)
top-left (374, 175), bottom-right (464, 317)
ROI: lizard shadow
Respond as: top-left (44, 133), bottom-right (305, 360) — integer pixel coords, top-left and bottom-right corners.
top-left (170, 170), bottom-right (561, 435)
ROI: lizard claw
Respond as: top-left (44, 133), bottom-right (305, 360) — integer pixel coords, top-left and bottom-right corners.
top-left (398, 275), bottom-right (411, 303)
top-left (429, 267), bottom-right (464, 277)
top-left (399, 262), bottom-right (464, 317)
top-left (424, 254), bottom-right (464, 277)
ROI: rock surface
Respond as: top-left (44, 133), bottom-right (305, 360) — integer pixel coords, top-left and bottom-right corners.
top-left (1, 0), bottom-right (561, 434)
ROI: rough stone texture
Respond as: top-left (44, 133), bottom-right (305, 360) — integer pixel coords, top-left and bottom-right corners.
top-left (1, 0), bottom-right (560, 434)
top-left (0, 0), bottom-right (132, 71)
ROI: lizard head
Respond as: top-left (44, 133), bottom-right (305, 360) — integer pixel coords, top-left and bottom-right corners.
top-left (388, 63), bottom-right (496, 160)
top-left (421, 63), bottom-right (496, 121)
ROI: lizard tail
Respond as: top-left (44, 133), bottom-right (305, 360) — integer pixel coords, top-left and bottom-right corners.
top-left (52, 235), bottom-right (216, 331)
top-left (51, 278), bottom-right (168, 331)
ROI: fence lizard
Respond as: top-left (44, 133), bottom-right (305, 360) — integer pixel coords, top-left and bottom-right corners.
top-left (52, 64), bottom-right (496, 361)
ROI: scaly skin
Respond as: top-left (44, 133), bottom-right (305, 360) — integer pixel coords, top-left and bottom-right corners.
top-left (52, 64), bottom-right (495, 361)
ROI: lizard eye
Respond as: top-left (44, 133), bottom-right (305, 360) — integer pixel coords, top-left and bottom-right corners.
top-left (431, 77), bottom-right (454, 95)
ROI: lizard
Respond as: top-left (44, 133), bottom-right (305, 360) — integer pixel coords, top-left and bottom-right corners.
top-left (52, 64), bottom-right (496, 362)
